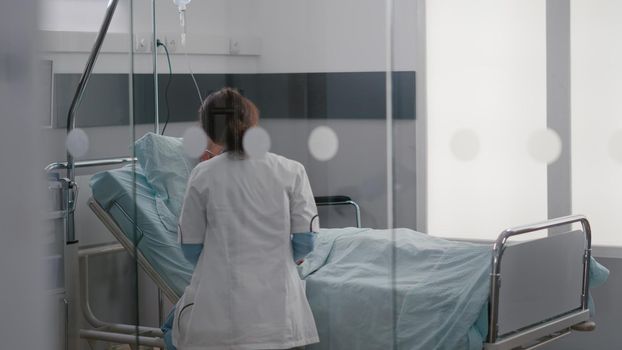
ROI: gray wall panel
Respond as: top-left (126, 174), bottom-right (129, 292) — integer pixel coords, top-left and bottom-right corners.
top-left (53, 72), bottom-right (416, 128)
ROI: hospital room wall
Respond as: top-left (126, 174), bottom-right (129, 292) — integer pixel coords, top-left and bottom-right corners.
top-left (41, 0), bottom-right (419, 230)
top-left (251, 0), bottom-right (419, 230)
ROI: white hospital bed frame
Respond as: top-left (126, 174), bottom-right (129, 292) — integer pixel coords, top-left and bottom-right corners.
top-left (84, 194), bottom-right (595, 350)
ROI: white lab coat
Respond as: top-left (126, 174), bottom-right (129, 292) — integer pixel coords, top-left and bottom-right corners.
top-left (172, 152), bottom-right (320, 350)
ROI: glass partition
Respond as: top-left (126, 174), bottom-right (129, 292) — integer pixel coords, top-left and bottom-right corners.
top-left (137, 0), bottom-right (411, 349)
top-left (39, 0), bottom-right (138, 349)
top-left (31, 0), bottom-right (622, 349)
top-left (23, 1), bottom-right (622, 349)
top-left (143, 0), bottom-right (412, 230)
top-left (37, 0), bottom-right (410, 348)
top-left (426, 0), bottom-right (549, 240)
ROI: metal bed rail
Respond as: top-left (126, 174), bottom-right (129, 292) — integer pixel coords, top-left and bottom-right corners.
top-left (80, 329), bottom-right (164, 349)
top-left (44, 155), bottom-right (157, 349)
top-left (79, 250), bottom-right (165, 335)
top-left (46, 156), bottom-right (136, 245)
top-left (485, 214), bottom-right (593, 349)
top-left (45, 156), bottom-right (138, 247)
top-left (78, 242), bottom-right (167, 348)
top-left (46, 157), bottom-right (136, 173)
top-left (88, 198), bottom-right (181, 304)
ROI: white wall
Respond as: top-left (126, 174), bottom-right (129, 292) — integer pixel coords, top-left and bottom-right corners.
top-left (39, 0), bottom-right (417, 73)
top-left (40, 0), bottom-right (130, 33)
top-left (426, 0), bottom-right (549, 239)
top-left (252, 0), bottom-right (416, 73)
top-left (39, 0), bottom-right (260, 73)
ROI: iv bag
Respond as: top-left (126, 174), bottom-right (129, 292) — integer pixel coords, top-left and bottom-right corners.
top-left (173, 0), bottom-right (191, 45)
top-left (173, 0), bottom-right (191, 11)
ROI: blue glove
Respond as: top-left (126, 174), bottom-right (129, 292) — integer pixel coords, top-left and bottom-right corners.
top-left (180, 243), bottom-right (203, 266)
top-left (292, 232), bottom-right (317, 262)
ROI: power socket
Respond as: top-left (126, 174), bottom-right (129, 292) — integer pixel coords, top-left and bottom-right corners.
top-left (229, 39), bottom-right (240, 55)
top-left (136, 33), bottom-right (179, 54)
top-left (134, 34), bottom-right (151, 53)
top-left (155, 35), bottom-right (178, 54)
top-left (165, 35), bottom-right (178, 53)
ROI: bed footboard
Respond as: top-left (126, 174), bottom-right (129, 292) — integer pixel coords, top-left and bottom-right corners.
top-left (484, 215), bottom-right (592, 350)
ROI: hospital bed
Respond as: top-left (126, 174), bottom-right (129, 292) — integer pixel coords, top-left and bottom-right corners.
top-left (79, 164), bottom-right (602, 350)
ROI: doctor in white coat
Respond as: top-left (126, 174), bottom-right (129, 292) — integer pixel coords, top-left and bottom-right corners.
top-left (172, 87), bottom-right (320, 350)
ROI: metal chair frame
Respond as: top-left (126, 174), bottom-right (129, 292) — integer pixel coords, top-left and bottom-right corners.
top-left (314, 195), bottom-right (362, 228)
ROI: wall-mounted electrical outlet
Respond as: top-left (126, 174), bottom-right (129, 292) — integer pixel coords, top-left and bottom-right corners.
top-left (165, 35), bottom-right (178, 53)
top-left (132, 33), bottom-right (260, 56)
top-left (134, 34), bottom-right (151, 53)
top-left (229, 39), bottom-right (240, 55)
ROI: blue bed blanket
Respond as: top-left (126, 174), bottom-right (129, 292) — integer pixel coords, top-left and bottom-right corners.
top-left (299, 228), bottom-right (491, 350)
top-left (298, 227), bottom-right (610, 350)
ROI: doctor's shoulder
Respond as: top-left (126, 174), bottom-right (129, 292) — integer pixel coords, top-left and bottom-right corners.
top-left (186, 157), bottom-right (222, 186)
top-left (265, 153), bottom-right (308, 178)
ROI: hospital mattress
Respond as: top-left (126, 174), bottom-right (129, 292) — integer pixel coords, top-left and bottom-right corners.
top-left (90, 165), bottom-right (194, 298)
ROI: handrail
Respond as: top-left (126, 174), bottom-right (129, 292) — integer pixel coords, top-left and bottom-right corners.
top-left (487, 214), bottom-right (592, 343)
top-left (78, 243), bottom-right (125, 258)
top-left (46, 157), bottom-right (136, 173)
top-left (80, 329), bottom-right (165, 348)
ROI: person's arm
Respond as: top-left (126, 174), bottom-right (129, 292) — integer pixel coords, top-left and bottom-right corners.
top-left (289, 163), bottom-right (320, 262)
top-left (181, 243), bottom-right (203, 266)
top-left (178, 168), bottom-right (207, 262)
top-left (290, 163), bottom-right (320, 233)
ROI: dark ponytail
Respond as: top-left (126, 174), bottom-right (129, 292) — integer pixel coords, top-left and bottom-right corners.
top-left (199, 88), bottom-right (259, 156)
